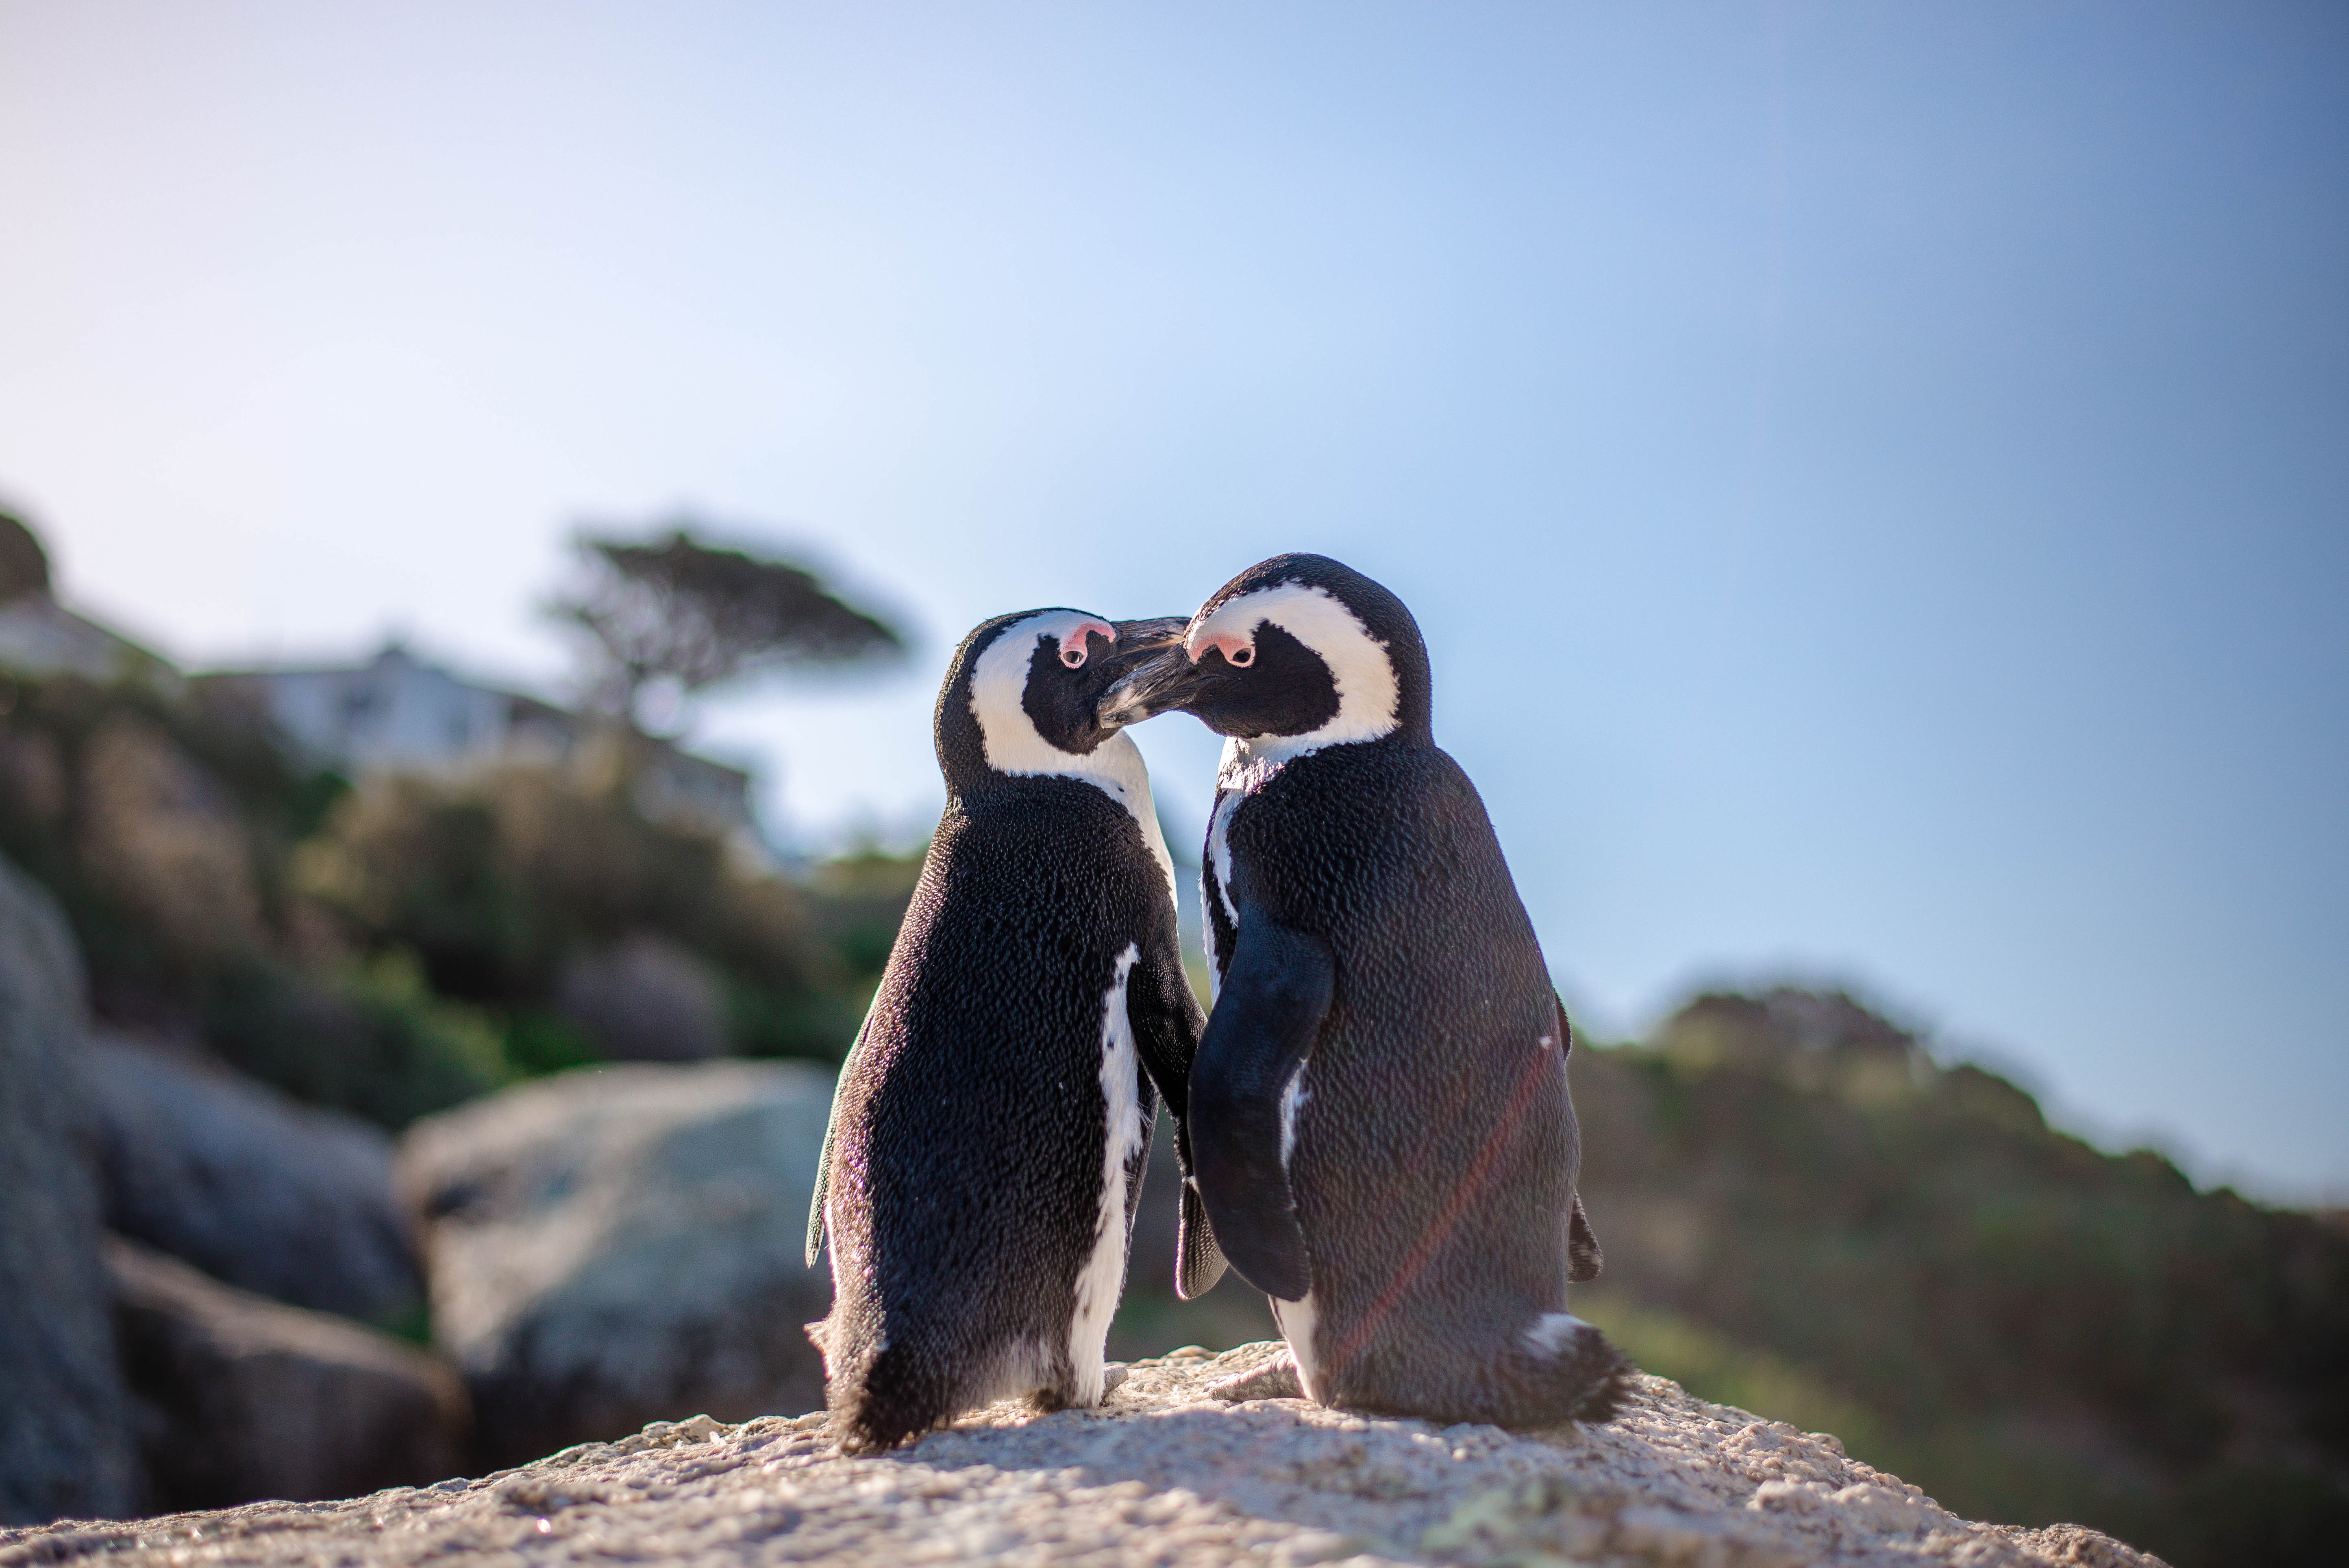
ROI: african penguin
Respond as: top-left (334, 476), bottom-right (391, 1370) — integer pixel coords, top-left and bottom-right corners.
top-left (1100, 554), bottom-right (1630, 1427)
top-left (806, 608), bottom-right (1226, 1453)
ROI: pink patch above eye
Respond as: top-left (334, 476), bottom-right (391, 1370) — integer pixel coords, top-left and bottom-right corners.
top-left (1187, 627), bottom-right (1254, 665)
top-left (1058, 618), bottom-right (1115, 660)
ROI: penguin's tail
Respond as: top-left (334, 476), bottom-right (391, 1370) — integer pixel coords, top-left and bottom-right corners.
top-left (1507, 1313), bottom-right (1635, 1425)
top-left (1344, 1311), bottom-right (1633, 1428)
top-left (827, 1344), bottom-right (953, 1455)
top-left (807, 1310), bottom-right (956, 1455)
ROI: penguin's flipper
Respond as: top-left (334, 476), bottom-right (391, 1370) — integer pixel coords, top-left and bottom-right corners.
top-left (806, 1005), bottom-right (880, 1268)
top-left (1129, 937), bottom-right (1227, 1298)
top-left (805, 1092), bottom-right (841, 1268)
top-left (1177, 1178), bottom-right (1229, 1298)
top-left (1190, 912), bottom-right (1332, 1302)
top-left (1567, 1192), bottom-right (1603, 1283)
top-left (1127, 937), bottom-right (1207, 1117)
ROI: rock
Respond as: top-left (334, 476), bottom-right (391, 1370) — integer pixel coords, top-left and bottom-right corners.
top-left (0, 855), bottom-right (137, 1525)
top-left (105, 1234), bottom-right (468, 1511)
top-left (396, 1061), bottom-right (835, 1467)
top-left (0, 1342), bottom-right (2166, 1566)
top-left (81, 1029), bottom-right (422, 1323)
top-left (554, 933), bottom-right (727, 1061)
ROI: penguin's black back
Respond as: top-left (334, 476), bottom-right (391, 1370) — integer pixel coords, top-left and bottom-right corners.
top-left (818, 773), bottom-right (1175, 1449)
top-left (1212, 733), bottom-right (1604, 1421)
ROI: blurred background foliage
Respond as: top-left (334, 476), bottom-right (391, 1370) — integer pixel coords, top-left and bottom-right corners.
top-left (0, 516), bottom-right (917, 1128)
top-left (1572, 992), bottom-right (2349, 1566)
top-left (0, 661), bottom-right (914, 1131)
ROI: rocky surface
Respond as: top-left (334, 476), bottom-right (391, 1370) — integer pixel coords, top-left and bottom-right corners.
top-left (396, 1060), bottom-right (836, 1467)
top-left (0, 1341), bottom-right (2164, 1567)
top-left (106, 1235), bottom-right (469, 1513)
top-left (0, 855), bottom-right (137, 1525)
top-left (83, 1029), bottom-right (422, 1323)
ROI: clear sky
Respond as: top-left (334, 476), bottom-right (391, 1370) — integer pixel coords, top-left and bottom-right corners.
top-left (2, 2), bottom-right (2342, 1201)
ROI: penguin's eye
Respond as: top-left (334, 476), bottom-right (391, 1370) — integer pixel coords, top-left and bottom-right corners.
top-left (1061, 645), bottom-right (1086, 668)
top-left (1228, 645), bottom-right (1254, 666)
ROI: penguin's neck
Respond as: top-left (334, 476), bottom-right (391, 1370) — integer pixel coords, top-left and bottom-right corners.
top-left (1218, 733), bottom-right (1300, 796)
top-left (978, 732), bottom-right (1177, 909)
top-left (1217, 727), bottom-right (1399, 795)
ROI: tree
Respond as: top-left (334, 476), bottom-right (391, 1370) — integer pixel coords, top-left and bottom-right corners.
top-left (0, 510), bottom-right (52, 602)
top-left (552, 523), bottom-right (904, 731)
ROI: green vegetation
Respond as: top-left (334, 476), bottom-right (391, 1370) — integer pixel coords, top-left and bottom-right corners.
top-left (200, 954), bottom-right (511, 1129)
top-left (0, 668), bottom-right (918, 1127)
top-left (1572, 988), bottom-right (2349, 1567)
top-left (1572, 1290), bottom-right (1887, 1458)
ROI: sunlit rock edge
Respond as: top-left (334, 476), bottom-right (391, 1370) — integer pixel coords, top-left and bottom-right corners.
top-left (0, 1340), bottom-right (2162, 1568)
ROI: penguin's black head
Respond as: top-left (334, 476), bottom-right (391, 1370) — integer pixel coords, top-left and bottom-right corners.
top-left (1100, 554), bottom-right (1432, 751)
top-left (935, 608), bottom-right (1190, 798)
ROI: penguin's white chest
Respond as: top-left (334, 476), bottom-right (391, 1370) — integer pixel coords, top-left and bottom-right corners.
top-left (1203, 739), bottom-right (1293, 996)
top-left (1066, 942), bottom-right (1146, 1403)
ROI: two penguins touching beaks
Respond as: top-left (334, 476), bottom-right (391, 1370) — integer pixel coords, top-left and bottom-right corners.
top-left (805, 552), bottom-right (1632, 1453)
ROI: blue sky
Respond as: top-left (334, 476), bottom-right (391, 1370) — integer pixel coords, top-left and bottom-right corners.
top-left (2, 2), bottom-right (2342, 1200)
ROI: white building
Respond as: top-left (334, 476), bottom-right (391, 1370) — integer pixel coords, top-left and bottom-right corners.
top-left (196, 644), bottom-right (757, 839)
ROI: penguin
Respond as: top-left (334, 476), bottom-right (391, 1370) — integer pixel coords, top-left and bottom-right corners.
top-left (1098, 553), bottom-right (1630, 1427)
top-left (805, 607), bottom-right (1227, 1454)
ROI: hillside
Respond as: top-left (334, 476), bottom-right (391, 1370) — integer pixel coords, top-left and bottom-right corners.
top-left (1569, 989), bottom-right (2349, 1566)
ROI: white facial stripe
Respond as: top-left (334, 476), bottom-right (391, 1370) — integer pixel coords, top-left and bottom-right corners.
top-left (1187, 582), bottom-right (1400, 769)
top-left (971, 610), bottom-right (1112, 770)
top-left (968, 611), bottom-right (1178, 912)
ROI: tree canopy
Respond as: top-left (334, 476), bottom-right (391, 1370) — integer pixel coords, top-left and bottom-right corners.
top-left (553, 525), bottom-right (904, 728)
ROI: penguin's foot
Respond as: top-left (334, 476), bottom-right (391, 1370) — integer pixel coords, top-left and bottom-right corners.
top-left (1101, 1362), bottom-right (1130, 1398)
top-left (1209, 1350), bottom-right (1303, 1402)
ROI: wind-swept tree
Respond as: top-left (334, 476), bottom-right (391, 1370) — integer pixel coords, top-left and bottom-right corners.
top-left (553, 523), bottom-right (905, 731)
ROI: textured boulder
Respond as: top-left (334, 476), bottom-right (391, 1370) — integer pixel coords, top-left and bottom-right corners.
top-left (82, 1030), bottom-right (422, 1323)
top-left (0, 856), bottom-right (137, 1525)
top-left (0, 1342), bottom-right (2163, 1566)
top-left (396, 1060), bottom-right (835, 1467)
top-left (106, 1235), bottom-right (468, 1511)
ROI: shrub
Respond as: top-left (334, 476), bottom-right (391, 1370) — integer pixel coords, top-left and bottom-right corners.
top-left (201, 954), bottom-right (509, 1130)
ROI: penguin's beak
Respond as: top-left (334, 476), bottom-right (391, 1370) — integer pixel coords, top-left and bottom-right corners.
top-left (1097, 633), bottom-right (1215, 729)
top-left (1108, 616), bottom-right (1190, 651)
top-left (1087, 618), bottom-right (1192, 729)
